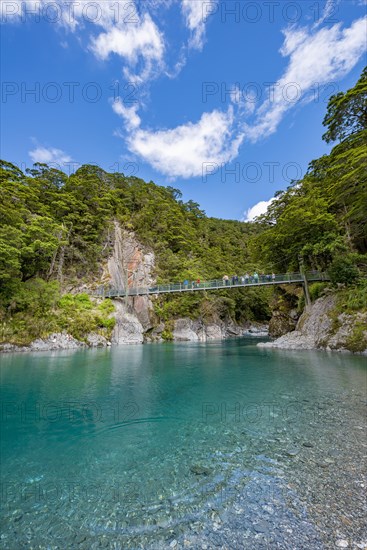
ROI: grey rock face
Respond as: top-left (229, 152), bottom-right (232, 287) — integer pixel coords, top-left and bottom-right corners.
top-left (298, 294), bottom-right (336, 345)
top-left (146, 323), bottom-right (165, 342)
top-left (106, 221), bottom-right (126, 291)
top-left (112, 300), bottom-right (144, 345)
top-left (106, 221), bottom-right (155, 293)
top-left (269, 310), bottom-right (298, 338)
top-left (132, 295), bottom-right (154, 331)
top-left (171, 319), bottom-right (264, 342)
top-left (205, 324), bottom-right (224, 340)
top-left (1, 333), bottom-right (85, 353)
top-left (173, 319), bottom-right (200, 341)
top-left (106, 222), bottom-right (156, 341)
top-left (86, 333), bottom-right (110, 347)
top-left (258, 294), bottom-right (367, 353)
top-left (224, 323), bottom-right (243, 337)
top-left (258, 331), bottom-right (316, 350)
top-left (31, 333), bottom-right (84, 351)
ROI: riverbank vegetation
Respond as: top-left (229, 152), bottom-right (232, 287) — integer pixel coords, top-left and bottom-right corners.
top-left (0, 68), bottom-right (366, 346)
top-left (0, 277), bottom-right (115, 345)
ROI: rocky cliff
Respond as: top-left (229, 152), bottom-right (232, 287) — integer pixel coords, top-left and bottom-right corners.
top-left (259, 293), bottom-right (367, 354)
top-left (105, 222), bottom-right (260, 345)
top-left (105, 221), bottom-right (155, 344)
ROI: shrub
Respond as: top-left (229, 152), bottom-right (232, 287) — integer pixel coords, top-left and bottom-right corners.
top-left (337, 280), bottom-right (367, 313)
top-left (11, 279), bottom-right (60, 315)
top-left (74, 293), bottom-right (94, 309)
top-left (345, 323), bottom-right (367, 353)
top-left (328, 255), bottom-right (360, 286)
top-left (99, 317), bottom-right (116, 330)
top-left (309, 282), bottom-right (328, 301)
top-left (97, 299), bottom-right (115, 315)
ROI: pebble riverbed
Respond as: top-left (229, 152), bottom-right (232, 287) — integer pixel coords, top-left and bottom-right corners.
top-left (1, 387), bottom-right (366, 550)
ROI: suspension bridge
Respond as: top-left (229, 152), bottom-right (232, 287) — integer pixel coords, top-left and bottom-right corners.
top-left (93, 271), bottom-right (329, 299)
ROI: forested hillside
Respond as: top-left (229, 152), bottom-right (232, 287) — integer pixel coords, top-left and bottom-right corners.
top-left (0, 155), bottom-right (271, 344)
top-left (0, 68), bottom-right (366, 346)
top-left (250, 68), bottom-right (367, 272)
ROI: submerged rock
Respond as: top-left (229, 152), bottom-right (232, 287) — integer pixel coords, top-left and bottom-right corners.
top-left (335, 540), bottom-right (349, 548)
top-left (285, 449), bottom-right (300, 457)
top-left (253, 520), bottom-right (270, 534)
top-left (190, 465), bottom-right (212, 476)
top-left (243, 324), bottom-right (269, 337)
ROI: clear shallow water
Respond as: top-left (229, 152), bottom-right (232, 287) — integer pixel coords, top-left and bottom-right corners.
top-left (1, 339), bottom-right (366, 549)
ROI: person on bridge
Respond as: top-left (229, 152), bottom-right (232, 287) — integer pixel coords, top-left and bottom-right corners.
top-left (272, 273), bottom-right (276, 281)
top-left (183, 279), bottom-right (188, 288)
top-left (254, 271), bottom-right (259, 283)
top-left (245, 273), bottom-right (249, 284)
top-left (223, 275), bottom-right (229, 285)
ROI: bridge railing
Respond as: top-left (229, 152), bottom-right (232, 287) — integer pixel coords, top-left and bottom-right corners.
top-left (92, 271), bottom-right (328, 298)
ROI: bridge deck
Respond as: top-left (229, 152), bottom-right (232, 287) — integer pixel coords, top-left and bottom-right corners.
top-left (93, 272), bottom-right (328, 298)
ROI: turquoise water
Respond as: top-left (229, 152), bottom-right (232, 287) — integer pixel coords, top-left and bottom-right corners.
top-left (1, 339), bottom-right (366, 548)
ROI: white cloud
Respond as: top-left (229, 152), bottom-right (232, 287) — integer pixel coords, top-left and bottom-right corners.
top-left (90, 14), bottom-right (163, 62)
top-left (181, 0), bottom-right (213, 50)
top-left (112, 100), bottom-right (141, 130)
top-left (314, 0), bottom-right (340, 28)
top-left (230, 84), bottom-right (257, 114)
top-left (2, 1), bottom-right (166, 84)
top-left (61, 1), bottom-right (134, 32)
top-left (29, 146), bottom-right (72, 167)
top-left (246, 16), bottom-right (367, 141)
top-left (242, 198), bottom-right (275, 222)
top-left (116, 106), bottom-right (244, 179)
top-left (90, 13), bottom-right (165, 83)
top-left (113, 13), bottom-right (366, 179)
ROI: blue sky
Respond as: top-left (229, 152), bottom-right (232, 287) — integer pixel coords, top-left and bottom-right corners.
top-left (1, 0), bottom-right (366, 220)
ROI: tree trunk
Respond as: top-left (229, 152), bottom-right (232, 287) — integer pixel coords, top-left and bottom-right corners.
top-left (57, 246), bottom-right (65, 285)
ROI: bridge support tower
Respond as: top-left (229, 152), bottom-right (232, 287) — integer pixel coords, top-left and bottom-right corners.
top-left (299, 256), bottom-right (311, 307)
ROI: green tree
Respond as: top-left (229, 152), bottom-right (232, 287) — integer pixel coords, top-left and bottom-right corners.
top-left (322, 66), bottom-right (367, 143)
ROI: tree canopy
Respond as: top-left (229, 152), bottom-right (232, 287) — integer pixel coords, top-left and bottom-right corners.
top-left (248, 67), bottom-right (367, 272)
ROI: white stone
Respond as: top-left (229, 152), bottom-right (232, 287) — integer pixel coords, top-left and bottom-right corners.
top-left (173, 319), bottom-right (199, 341)
top-left (335, 540), bottom-right (349, 548)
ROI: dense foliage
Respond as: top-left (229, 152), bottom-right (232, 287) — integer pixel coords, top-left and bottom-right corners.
top-left (0, 156), bottom-right (269, 342)
top-left (249, 68), bottom-right (367, 277)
